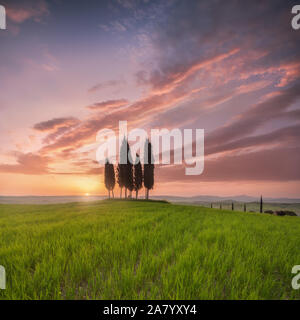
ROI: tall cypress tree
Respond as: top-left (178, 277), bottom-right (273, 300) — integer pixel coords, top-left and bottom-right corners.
top-left (116, 164), bottom-right (123, 198)
top-left (244, 203), bottom-right (246, 212)
top-left (104, 159), bottom-right (115, 199)
top-left (232, 202), bottom-right (234, 211)
top-left (124, 142), bottom-right (134, 198)
top-left (134, 153), bottom-right (143, 199)
top-left (117, 137), bottom-right (127, 198)
top-left (109, 162), bottom-right (115, 198)
top-left (260, 195), bottom-right (263, 213)
top-left (143, 139), bottom-right (154, 200)
top-left (104, 159), bottom-right (110, 199)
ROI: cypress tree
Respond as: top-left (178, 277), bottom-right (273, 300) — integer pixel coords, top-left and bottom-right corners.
top-left (104, 159), bottom-right (110, 199)
top-left (232, 202), bottom-right (234, 211)
top-left (109, 162), bottom-right (115, 198)
top-left (244, 203), bottom-right (246, 212)
top-left (104, 159), bottom-right (115, 199)
top-left (220, 203), bottom-right (222, 210)
top-left (117, 137), bottom-right (127, 198)
top-left (134, 153), bottom-right (143, 199)
top-left (260, 195), bottom-right (263, 213)
top-left (116, 164), bottom-right (123, 198)
top-left (143, 139), bottom-right (154, 200)
top-left (124, 142), bottom-right (134, 198)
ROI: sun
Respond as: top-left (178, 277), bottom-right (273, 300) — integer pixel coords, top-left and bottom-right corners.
top-left (85, 193), bottom-right (90, 196)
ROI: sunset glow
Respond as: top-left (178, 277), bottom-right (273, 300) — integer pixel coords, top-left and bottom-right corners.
top-left (0, 0), bottom-right (299, 198)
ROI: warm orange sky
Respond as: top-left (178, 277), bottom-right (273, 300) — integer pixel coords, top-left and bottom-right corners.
top-left (0, 0), bottom-right (300, 198)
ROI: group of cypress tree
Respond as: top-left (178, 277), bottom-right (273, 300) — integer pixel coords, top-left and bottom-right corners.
top-left (104, 138), bottom-right (154, 199)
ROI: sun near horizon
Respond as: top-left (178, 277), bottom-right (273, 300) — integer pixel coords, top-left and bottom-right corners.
top-left (0, 0), bottom-right (299, 199)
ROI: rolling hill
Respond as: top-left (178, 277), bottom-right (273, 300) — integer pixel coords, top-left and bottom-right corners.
top-left (0, 200), bottom-right (299, 299)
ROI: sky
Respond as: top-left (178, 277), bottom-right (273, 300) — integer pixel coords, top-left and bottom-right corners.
top-left (0, 0), bottom-right (300, 197)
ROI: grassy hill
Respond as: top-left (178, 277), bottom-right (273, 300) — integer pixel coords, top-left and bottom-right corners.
top-left (0, 200), bottom-right (299, 300)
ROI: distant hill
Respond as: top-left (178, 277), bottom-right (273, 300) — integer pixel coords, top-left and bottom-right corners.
top-left (1, 194), bottom-right (300, 205)
top-left (152, 195), bottom-right (300, 204)
top-left (0, 195), bottom-right (106, 204)
top-left (151, 195), bottom-right (300, 215)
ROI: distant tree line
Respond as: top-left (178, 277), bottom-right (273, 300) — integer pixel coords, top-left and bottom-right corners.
top-left (104, 138), bottom-right (154, 199)
top-left (209, 196), bottom-right (296, 217)
top-left (210, 197), bottom-right (263, 213)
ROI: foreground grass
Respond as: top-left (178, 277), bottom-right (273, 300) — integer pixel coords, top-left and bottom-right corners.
top-left (0, 200), bottom-right (299, 300)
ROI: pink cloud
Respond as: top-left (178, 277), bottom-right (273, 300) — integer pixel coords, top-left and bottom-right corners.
top-left (6, 0), bottom-right (49, 24)
top-left (88, 79), bottom-right (126, 93)
top-left (0, 152), bottom-right (50, 175)
top-left (33, 117), bottom-right (80, 132)
top-left (87, 99), bottom-right (129, 111)
top-left (146, 48), bottom-right (240, 95)
top-left (155, 146), bottom-right (300, 183)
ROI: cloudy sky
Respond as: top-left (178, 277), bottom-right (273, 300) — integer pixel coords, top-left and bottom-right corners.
top-left (0, 0), bottom-right (300, 197)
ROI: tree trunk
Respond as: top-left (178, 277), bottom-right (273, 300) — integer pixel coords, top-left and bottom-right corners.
top-left (112, 190), bottom-right (114, 199)
top-left (145, 188), bottom-right (149, 200)
top-left (129, 191), bottom-right (132, 198)
top-left (108, 190), bottom-right (110, 199)
top-left (136, 190), bottom-right (138, 199)
top-left (125, 188), bottom-right (127, 199)
top-left (120, 187), bottom-right (122, 199)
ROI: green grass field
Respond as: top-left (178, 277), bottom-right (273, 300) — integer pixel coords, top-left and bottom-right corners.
top-left (0, 200), bottom-right (299, 300)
